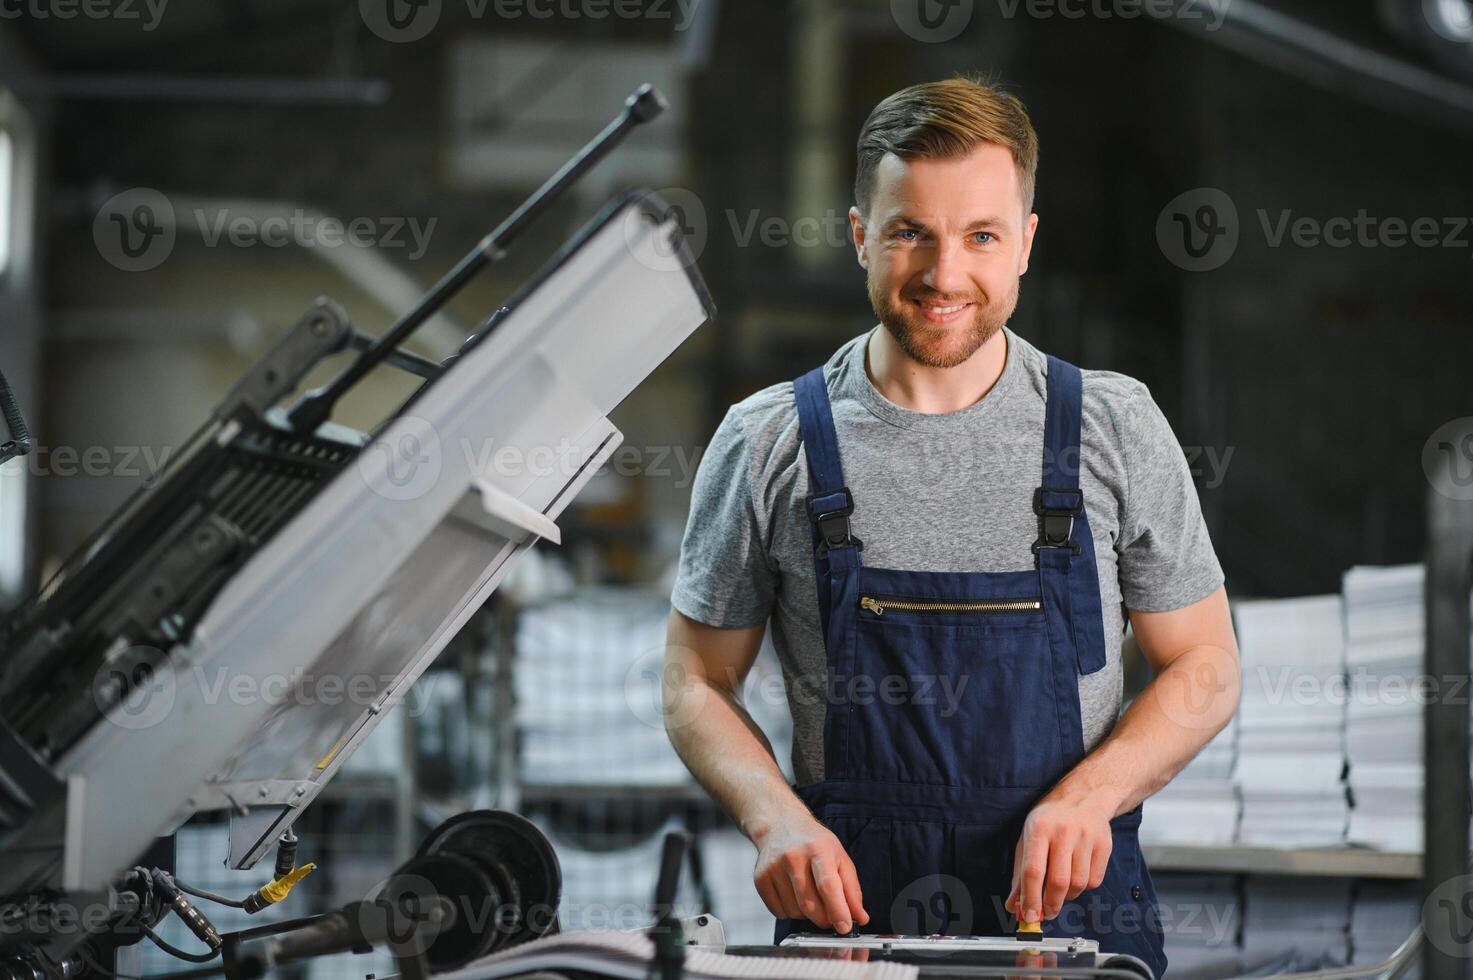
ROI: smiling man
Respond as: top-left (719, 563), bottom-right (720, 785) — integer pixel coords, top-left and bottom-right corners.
top-left (663, 76), bottom-right (1239, 976)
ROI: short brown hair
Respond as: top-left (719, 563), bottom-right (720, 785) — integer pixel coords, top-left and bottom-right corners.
top-left (854, 74), bottom-right (1039, 217)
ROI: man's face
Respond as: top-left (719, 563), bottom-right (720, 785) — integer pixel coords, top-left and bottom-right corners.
top-left (850, 142), bottom-right (1039, 368)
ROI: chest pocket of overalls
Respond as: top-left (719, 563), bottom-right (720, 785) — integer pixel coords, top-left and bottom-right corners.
top-left (843, 571), bottom-right (1066, 790)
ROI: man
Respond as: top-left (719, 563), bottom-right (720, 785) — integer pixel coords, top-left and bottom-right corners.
top-left (662, 76), bottom-right (1239, 976)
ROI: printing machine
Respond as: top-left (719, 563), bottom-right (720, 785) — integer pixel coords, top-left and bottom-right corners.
top-left (0, 78), bottom-right (1467, 980)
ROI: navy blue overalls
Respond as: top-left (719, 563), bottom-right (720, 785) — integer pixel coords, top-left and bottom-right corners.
top-left (773, 353), bottom-right (1168, 979)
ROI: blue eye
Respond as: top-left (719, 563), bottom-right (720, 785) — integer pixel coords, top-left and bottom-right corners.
top-left (894, 228), bottom-right (919, 242)
top-left (972, 232), bottom-right (995, 245)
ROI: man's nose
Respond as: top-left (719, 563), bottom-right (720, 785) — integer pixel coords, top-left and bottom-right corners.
top-left (921, 240), bottom-right (969, 296)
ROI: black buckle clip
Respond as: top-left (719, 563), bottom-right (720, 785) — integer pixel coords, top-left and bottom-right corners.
top-left (807, 487), bottom-right (863, 558)
top-left (1032, 487), bottom-right (1083, 555)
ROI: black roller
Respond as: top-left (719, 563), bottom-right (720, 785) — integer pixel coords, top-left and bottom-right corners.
top-left (412, 810), bottom-right (563, 966)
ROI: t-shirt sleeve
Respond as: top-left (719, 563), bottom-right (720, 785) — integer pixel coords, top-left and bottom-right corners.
top-left (669, 406), bottom-right (779, 629)
top-left (1115, 387), bottom-right (1225, 612)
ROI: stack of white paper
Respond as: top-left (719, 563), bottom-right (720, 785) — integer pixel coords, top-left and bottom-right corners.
top-left (1241, 877), bottom-right (1351, 971)
top-left (1233, 596), bottom-right (1349, 846)
top-left (1343, 564), bottom-right (1425, 852)
top-left (1349, 881), bottom-right (1421, 972)
top-left (515, 590), bottom-right (792, 786)
top-left (1155, 874), bottom-right (1241, 979)
top-left (1141, 707), bottom-right (1239, 846)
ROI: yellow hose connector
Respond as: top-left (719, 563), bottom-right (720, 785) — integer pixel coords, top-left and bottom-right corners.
top-left (243, 863), bottom-right (317, 913)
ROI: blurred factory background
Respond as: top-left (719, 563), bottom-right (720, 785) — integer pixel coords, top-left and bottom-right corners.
top-left (1, 0), bottom-right (1472, 976)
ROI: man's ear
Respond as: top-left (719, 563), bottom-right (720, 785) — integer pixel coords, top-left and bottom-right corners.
top-left (1018, 211), bottom-right (1040, 276)
top-left (848, 205), bottom-right (868, 270)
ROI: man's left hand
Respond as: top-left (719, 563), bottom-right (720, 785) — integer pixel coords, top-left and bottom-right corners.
top-left (1004, 796), bottom-right (1113, 924)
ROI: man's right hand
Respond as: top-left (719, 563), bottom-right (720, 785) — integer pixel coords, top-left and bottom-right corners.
top-left (752, 815), bottom-right (870, 934)
top-left (659, 611), bottom-right (870, 935)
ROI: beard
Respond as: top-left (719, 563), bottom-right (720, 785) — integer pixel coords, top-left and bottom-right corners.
top-left (867, 272), bottom-right (1019, 369)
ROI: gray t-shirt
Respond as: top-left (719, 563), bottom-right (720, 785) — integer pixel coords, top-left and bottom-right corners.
top-left (670, 324), bottom-right (1225, 786)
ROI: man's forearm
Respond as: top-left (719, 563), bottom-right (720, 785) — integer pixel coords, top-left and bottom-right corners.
top-left (664, 671), bottom-right (808, 845)
top-left (1046, 642), bottom-right (1240, 819)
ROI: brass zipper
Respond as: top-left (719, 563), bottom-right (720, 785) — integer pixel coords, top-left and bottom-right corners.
top-left (859, 596), bottom-right (1042, 617)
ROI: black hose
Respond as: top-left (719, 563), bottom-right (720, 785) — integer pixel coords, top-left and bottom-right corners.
top-left (143, 923), bottom-right (220, 964)
top-left (172, 879), bottom-right (247, 910)
top-left (0, 367), bottom-right (30, 457)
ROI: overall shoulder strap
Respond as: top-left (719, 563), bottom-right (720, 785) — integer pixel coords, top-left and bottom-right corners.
top-left (1037, 353), bottom-right (1109, 673)
top-left (1035, 354), bottom-right (1084, 556)
top-left (793, 367), bottom-right (862, 642)
top-left (1042, 354), bottom-right (1083, 489)
top-left (793, 367), bottom-right (861, 558)
top-left (794, 366), bottom-right (846, 496)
